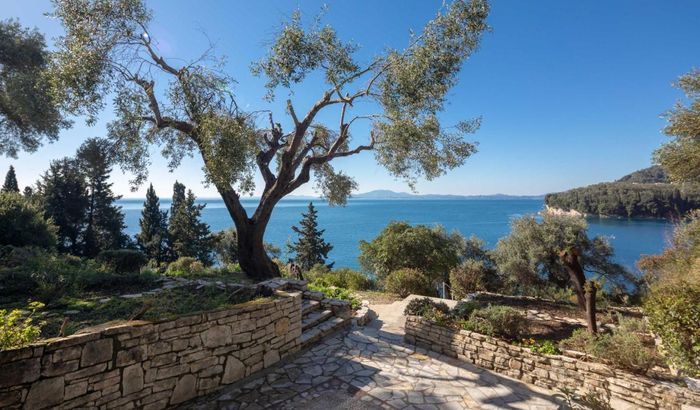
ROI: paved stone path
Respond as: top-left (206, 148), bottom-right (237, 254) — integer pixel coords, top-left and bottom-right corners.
top-left (185, 302), bottom-right (563, 409)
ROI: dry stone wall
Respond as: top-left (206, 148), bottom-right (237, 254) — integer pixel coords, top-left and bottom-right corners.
top-left (405, 316), bottom-right (700, 410)
top-left (0, 290), bottom-right (302, 409)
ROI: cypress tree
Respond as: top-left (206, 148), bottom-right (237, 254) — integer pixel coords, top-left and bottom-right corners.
top-left (288, 202), bottom-right (333, 271)
top-left (136, 183), bottom-right (169, 263)
top-left (2, 165), bottom-right (19, 193)
top-left (76, 138), bottom-right (128, 256)
top-left (37, 158), bottom-right (88, 254)
top-left (168, 182), bottom-right (213, 264)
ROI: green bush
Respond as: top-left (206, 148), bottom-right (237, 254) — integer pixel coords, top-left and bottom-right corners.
top-left (449, 259), bottom-right (496, 298)
top-left (384, 268), bottom-right (433, 297)
top-left (561, 328), bottom-right (659, 375)
top-left (307, 283), bottom-right (361, 310)
top-left (644, 283), bottom-right (700, 377)
top-left (305, 265), bottom-right (375, 291)
top-left (0, 192), bottom-right (57, 249)
top-left (97, 249), bottom-right (147, 273)
top-left (460, 305), bottom-right (528, 340)
top-left (2, 248), bottom-right (105, 301)
top-left (165, 257), bottom-right (205, 277)
top-left (358, 221), bottom-right (463, 282)
top-left (0, 302), bottom-right (45, 350)
top-left (450, 300), bottom-right (479, 320)
top-left (404, 297), bottom-right (450, 316)
top-left (529, 340), bottom-right (561, 355)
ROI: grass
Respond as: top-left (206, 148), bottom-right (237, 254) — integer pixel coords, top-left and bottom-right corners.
top-left (35, 284), bottom-right (268, 339)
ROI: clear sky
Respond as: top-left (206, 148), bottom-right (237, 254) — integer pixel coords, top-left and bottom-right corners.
top-left (2, 0), bottom-right (699, 198)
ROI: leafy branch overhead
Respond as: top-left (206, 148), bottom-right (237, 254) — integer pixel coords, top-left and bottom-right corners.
top-left (50, 0), bottom-right (489, 201)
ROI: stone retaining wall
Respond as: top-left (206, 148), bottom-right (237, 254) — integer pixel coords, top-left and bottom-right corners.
top-left (405, 316), bottom-right (700, 410)
top-left (0, 290), bottom-right (302, 409)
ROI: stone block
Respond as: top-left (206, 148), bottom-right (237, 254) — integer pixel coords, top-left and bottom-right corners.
top-left (201, 325), bottom-right (232, 348)
top-left (122, 363), bottom-right (144, 396)
top-left (263, 349), bottom-right (280, 368)
top-left (0, 357), bottom-right (40, 387)
top-left (25, 376), bottom-right (64, 410)
top-left (169, 374), bottom-right (196, 405)
top-left (42, 358), bottom-right (79, 377)
top-left (80, 338), bottom-right (113, 367)
top-left (64, 380), bottom-right (88, 400)
top-left (0, 389), bottom-right (23, 407)
top-left (117, 345), bottom-right (146, 367)
top-left (222, 355), bottom-right (245, 384)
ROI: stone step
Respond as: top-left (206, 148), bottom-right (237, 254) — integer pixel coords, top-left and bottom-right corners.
top-left (300, 316), bottom-right (350, 348)
top-left (301, 299), bottom-right (320, 316)
top-left (302, 309), bottom-right (333, 331)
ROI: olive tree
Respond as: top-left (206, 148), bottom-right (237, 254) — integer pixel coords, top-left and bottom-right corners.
top-left (493, 214), bottom-right (637, 333)
top-left (655, 69), bottom-right (700, 182)
top-left (49, 0), bottom-right (489, 279)
top-left (0, 20), bottom-right (69, 157)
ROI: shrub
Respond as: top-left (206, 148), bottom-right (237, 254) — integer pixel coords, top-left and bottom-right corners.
top-left (384, 268), bottom-right (433, 297)
top-left (97, 249), bottom-right (147, 273)
top-left (644, 283), bottom-right (700, 377)
top-left (0, 193), bottom-right (57, 249)
top-left (165, 257), bottom-right (205, 277)
top-left (529, 339), bottom-right (561, 355)
top-left (449, 259), bottom-right (496, 299)
top-left (305, 265), bottom-right (375, 291)
top-left (461, 305), bottom-right (528, 340)
top-left (307, 283), bottom-right (361, 310)
top-left (213, 228), bottom-right (238, 265)
top-left (404, 297), bottom-right (450, 316)
top-left (358, 221), bottom-right (463, 282)
top-left (0, 302), bottom-right (45, 350)
top-left (450, 300), bottom-right (479, 320)
top-left (561, 328), bottom-right (660, 374)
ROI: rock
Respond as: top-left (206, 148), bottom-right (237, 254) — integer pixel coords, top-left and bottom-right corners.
top-left (122, 363), bottom-right (144, 396)
top-left (201, 325), bottom-right (232, 348)
top-left (222, 356), bottom-right (245, 384)
top-left (263, 349), bottom-right (280, 368)
top-left (81, 338), bottom-right (113, 367)
top-left (275, 318), bottom-right (290, 337)
top-left (170, 374), bottom-right (196, 405)
top-left (26, 376), bottom-right (64, 409)
top-left (0, 358), bottom-right (40, 388)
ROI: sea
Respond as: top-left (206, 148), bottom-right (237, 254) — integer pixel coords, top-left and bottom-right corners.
top-left (118, 198), bottom-right (674, 274)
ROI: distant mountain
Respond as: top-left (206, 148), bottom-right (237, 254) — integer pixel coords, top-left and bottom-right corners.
top-left (353, 190), bottom-right (544, 200)
top-left (616, 166), bottom-right (668, 184)
top-left (545, 166), bottom-right (700, 219)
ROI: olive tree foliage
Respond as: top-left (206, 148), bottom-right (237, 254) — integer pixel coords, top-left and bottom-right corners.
top-left (0, 20), bottom-right (69, 157)
top-left (49, 0), bottom-right (490, 278)
top-left (493, 214), bottom-right (638, 306)
top-left (655, 69), bottom-right (700, 182)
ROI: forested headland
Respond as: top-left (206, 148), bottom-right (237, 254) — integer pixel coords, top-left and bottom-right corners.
top-left (544, 166), bottom-right (700, 219)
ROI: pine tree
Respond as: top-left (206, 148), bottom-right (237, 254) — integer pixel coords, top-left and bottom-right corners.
top-left (168, 182), bottom-right (213, 264)
top-left (37, 158), bottom-right (88, 254)
top-left (76, 138), bottom-right (128, 256)
top-left (2, 166), bottom-right (19, 193)
top-left (136, 184), bottom-right (169, 263)
top-left (288, 202), bottom-right (333, 271)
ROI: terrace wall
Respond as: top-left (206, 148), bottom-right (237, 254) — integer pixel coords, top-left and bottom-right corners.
top-left (405, 316), bottom-right (700, 410)
top-left (0, 290), bottom-right (302, 409)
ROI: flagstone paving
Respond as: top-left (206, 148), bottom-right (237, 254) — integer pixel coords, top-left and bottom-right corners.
top-left (184, 304), bottom-right (562, 410)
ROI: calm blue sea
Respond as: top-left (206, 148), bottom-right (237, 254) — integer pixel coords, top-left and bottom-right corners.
top-left (118, 198), bottom-right (674, 274)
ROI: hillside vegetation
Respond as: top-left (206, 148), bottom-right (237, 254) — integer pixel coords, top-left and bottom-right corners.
top-left (545, 167), bottom-right (700, 218)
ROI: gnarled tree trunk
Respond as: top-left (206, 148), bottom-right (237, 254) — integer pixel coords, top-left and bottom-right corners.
top-left (584, 281), bottom-right (598, 334)
top-left (561, 248), bottom-right (597, 334)
top-left (236, 220), bottom-right (279, 281)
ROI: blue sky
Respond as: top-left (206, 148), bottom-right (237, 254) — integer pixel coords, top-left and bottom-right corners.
top-left (2, 0), bottom-right (699, 198)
